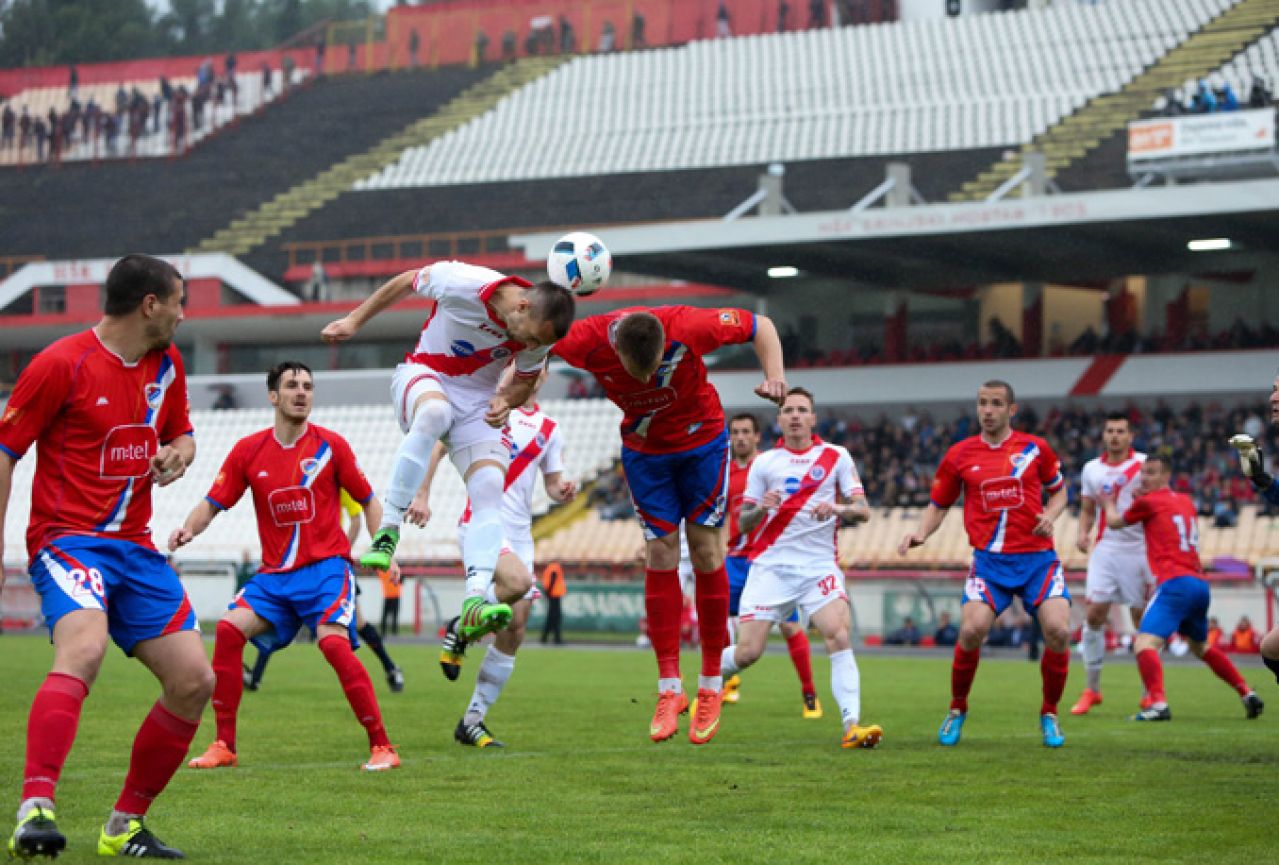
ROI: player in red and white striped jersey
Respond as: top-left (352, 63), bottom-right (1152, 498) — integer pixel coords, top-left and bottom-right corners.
top-left (321, 260), bottom-right (574, 644)
top-left (409, 369), bottom-right (576, 748)
top-left (1071, 412), bottom-right (1151, 715)
top-left (719, 388), bottom-right (881, 749)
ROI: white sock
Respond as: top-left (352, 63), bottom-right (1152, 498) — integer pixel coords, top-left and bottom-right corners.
top-left (658, 677), bottom-right (683, 694)
top-left (726, 616), bottom-right (737, 644)
top-left (464, 647), bottom-right (515, 725)
top-left (483, 584), bottom-right (500, 605)
top-left (462, 464), bottom-right (505, 598)
top-left (720, 645), bottom-right (740, 677)
top-left (830, 648), bottom-right (861, 727)
top-left (698, 674), bottom-right (723, 692)
top-left (16, 798), bottom-right (54, 821)
top-left (382, 400), bottom-right (451, 528)
top-left (1082, 624), bottom-right (1105, 692)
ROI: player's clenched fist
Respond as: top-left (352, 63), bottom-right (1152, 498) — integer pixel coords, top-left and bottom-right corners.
top-left (321, 317), bottom-right (358, 344)
top-left (755, 378), bottom-right (787, 404)
top-left (168, 527), bottom-right (194, 551)
top-left (898, 533), bottom-right (926, 556)
top-left (150, 446), bottom-right (187, 486)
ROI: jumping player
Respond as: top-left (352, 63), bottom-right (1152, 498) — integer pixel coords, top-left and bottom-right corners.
top-left (898, 380), bottom-right (1073, 748)
top-left (2, 254), bottom-right (212, 859)
top-left (720, 389), bottom-right (879, 748)
top-left (1228, 375), bottom-right (1279, 687)
top-left (1071, 412), bottom-right (1151, 715)
top-left (320, 260), bottom-right (574, 644)
top-left (723, 412), bottom-right (820, 716)
top-left (1101, 453), bottom-right (1264, 721)
top-left (553, 306), bottom-right (786, 744)
top-left (173, 362), bottom-right (401, 772)
top-left (410, 369), bottom-right (576, 747)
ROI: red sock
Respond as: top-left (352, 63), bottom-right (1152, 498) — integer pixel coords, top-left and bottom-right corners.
top-left (694, 566), bottom-right (729, 679)
top-left (644, 568), bottom-right (683, 680)
top-left (1201, 646), bottom-right (1250, 696)
top-left (785, 628), bottom-right (816, 695)
top-left (950, 645), bottom-right (981, 713)
top-left (319, 635), bottom-right (390, 748)
top-left (115, 701), bottom-right (200, 816)
top-left (22, 673), bottom-right (89, 802)
top-left (1039, 648), bottom-right (1070, 715)
top-left (1136, 648), bottom-right (1166, 704)
top-left (210, 620), bottom-right (247, 752)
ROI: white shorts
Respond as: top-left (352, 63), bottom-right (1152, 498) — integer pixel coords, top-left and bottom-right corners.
top-left (1085, 544), bottom-right (1153, 610)
top-left (738, 563), bottom-right (846, 624)
top-left (390, 362), bottom-right (505, 454)
top-left (457, 524), bottom-right (540, 602)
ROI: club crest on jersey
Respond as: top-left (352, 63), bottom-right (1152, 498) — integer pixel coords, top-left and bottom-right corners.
top-left (535, 432), bottom-right (548, 449)
top-left (300, 458), bottom-right (322, 477)
top-left (451, 339), bottom-right (476, 357)
top-left (144, 383), bottom-right (164, 411)
top-left (491, 346), bottom-right (512, 361)
top-left (809, 465), bottom-right (827, 482)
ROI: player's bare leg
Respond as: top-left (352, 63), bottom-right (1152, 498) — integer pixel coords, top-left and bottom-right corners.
top-left (686, 523), bottom-right (729, 745)
top-left (1262, 626), bottom-right (1279, 687)
top-left (1072, 598), bottom-right (1111, 714)
top-left (100, 629), bottom-right (213, 858)
top-left (190, 608), bottom-right (272, 769)
top-left (779, 618), bottom-right (820, 717)
top-left (11, 610), bottom-right (108, 859)
top-left (939, 600), bottom-right (994, 746)
top-left (456, 551), bottom-right (533, 748)
top-left (811, 599), bottom-right (880, 749)
top-left (1036, 597), bottom-right (1071, 747)
top-left (644, 531), bottom-right (690, 741)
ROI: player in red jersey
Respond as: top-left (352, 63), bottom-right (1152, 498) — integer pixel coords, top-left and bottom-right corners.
top-left (722, 412), bottom-right (820, 716)
top-left (2, 255), bottom-right (211, 860)
top-left (1100, 453), bottom-right (1264, 721)
top-left (898, 380), bottom-right (1073, 748)
top-left (172, 362), bottom-right (401, 772)
top-left (553, 306), bottom-right (785, 744)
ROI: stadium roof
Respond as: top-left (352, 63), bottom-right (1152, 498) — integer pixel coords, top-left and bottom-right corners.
top-left (510, 178), bottom-right (1279, 292)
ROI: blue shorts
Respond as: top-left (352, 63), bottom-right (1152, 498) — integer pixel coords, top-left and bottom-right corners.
top-left (964, 549), bottom-right (1070, 616)
top-left (234, 556), bottom-right (359, 651)
top-left (622, 432), bottom-right (729, 541)
top-left (727, 554), bottom-right (798, 623)
top-left (1139, 576), bottom-right (1210, 642)
top-left (29, 535), bottom-right (198, 656)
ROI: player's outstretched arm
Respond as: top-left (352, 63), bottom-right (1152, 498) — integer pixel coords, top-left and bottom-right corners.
top-left (168, 498), bottom-right (220, 551)
top-left (0, 452), bottom-right (12, 590)
top-left (320, 269), bottom-right (417, 344)
top-left (406, 441), bottom-right (448, 527)
top-left (749, 315), bottom-right (787, 404)
top-left (898, 503), bottom-right (947, 555)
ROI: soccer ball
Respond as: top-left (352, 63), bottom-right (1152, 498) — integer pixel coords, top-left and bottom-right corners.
top-left (547, 232), bottom-right (612, 297)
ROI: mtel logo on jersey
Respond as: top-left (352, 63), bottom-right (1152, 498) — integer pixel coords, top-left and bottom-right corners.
top-left (979, 476), bottom-right (1023, 512)
top-left (268, 486), bottom-right (316, 526)
top-left (101, 424), bottom-right (159, 479)
top-left (619, 387), bottom-right (677, 413)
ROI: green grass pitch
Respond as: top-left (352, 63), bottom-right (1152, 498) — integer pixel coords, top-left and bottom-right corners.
top-left (1, 635), bottom-right (1275, 864)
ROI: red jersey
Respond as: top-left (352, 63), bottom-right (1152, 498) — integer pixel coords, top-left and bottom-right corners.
top-left (205, 424), bottom-right (373, 572)
top-left (1122, 487), bottom-right (1202, 585)
top-left (552, 306), bottom-right (756, 454)
top-left (930, 430), bottom-right (1064, 554)
top-left (0, 330), bottom-right (192, 563)
top-left (726, 456), bottom-right (763, 557)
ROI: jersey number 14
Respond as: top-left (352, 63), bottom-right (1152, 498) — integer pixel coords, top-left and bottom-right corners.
top-left (1171, 514), bottom-right (1200, 552)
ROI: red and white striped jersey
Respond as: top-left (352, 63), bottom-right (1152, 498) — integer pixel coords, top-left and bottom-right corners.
top-left (460, 405), bottom-right (564, 537)
top-left (742, 440), bottom-right (863, 570)
top-left (407, 260), bottom-right (550, 394)
top-left (1080, 450), bottom-right (1146, 548)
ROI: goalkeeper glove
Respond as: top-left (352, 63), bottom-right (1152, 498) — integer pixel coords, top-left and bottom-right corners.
top-left (1228, 434), bottom-right (1273, 490)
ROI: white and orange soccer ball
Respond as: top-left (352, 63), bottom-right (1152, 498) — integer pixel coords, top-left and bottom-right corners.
top-left (547, 231), bottom-right (612, 297)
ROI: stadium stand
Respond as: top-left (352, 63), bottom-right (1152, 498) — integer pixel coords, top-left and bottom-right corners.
top-left (358, 0), bottom-right (1241, 190)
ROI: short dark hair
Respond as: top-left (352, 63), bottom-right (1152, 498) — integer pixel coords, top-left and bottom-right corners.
top-left (729, 413), bottom-right (760, 433)
top-left (103, 254), bottom-right (182, 316)
top-left (1104, 411), bottom-right (1130, 427)
top-left (266, 361), bottom-right (313, 393)
top-left (1145, 452), bottom-right (1173, 472)
top-left (528, 280), bottom-right (576, 340)
top-left (785, 386), bottom-right (815, 409)
top-left (981, 379), bottom-right (1015, 403)
top-left (615, 311), bottom-right (665, 371)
